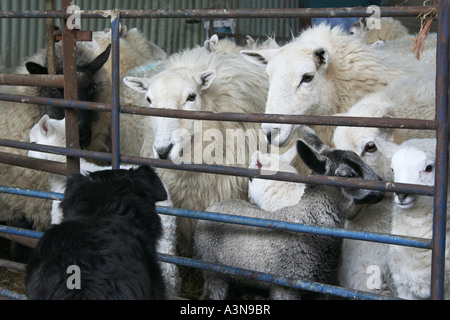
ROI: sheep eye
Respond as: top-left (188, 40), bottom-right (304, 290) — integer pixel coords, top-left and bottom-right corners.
top-left (425, 165), bottom-right (433, 172)
top-left (187, 93), bottom-right (197, 102)
top-left (300, 73), bottom-right (314, 84)
top-left (146, 96), bottom-right (152, 104)
top-left (364, 142), bottom-right (377, 153)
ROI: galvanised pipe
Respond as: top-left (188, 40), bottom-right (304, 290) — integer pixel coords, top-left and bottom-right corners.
top-left (0, 288), bottom-right (27, 300)
top-left (0, 93), bottom-right (437, 130)
top-left (157, 254), bottom-right (399, 300)
top-left (0, 6), bottom-right (433, 19)
top-left (0, 138), bottom-right (435, 197)
top-left (430, 0), bottom-right (449, 301)
top-left (111, 15), bottom-right (121, 170)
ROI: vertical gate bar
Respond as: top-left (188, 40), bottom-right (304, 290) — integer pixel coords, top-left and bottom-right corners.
top-left (111, 14), bottom-right (120, 170)
top-left (431, 0), bottom-right (449, 300)
top-left (61, 0), bottom-right (80, 176)
top-left (45, 0), bottom-right (56, 75)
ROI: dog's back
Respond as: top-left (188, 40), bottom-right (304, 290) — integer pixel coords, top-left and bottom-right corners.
top-left (26, 165), bottom-right (168, 300)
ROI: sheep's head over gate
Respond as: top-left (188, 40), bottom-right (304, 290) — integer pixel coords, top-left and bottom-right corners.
top-left (25, 44), bottom-right (111, 149)
top-left (123, 68), bottom-right (216, 163)
top-left (241, 40), bottom-right (331, 148)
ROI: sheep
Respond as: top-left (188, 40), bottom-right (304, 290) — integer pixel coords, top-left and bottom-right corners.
top-left (204, 34), bottom-right (279, 54)
top-left (349, 17), bottom-right (409, 45)
top-left (240, 23), bottom-right (430, 156)
top-left (27, 114), bottom-right (181, 298)
top-left (248, 145), bottom-right (305, 211)
top-left (332, 72), bottom-right (436, 295)
top-left (194, 126), bottom-right (384, 300)
top-left (123, 45), bottom-right (269, 255)
top-left (0, 42), bottom-right (113, 234)
top-left (26, 165), bottom-right (168, 300)
top-left (374, 137), bottom-right (450, 299)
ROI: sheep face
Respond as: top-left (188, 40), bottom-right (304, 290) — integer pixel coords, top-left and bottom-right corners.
top-left (28, 114), bottom-right (66, 162)
top-left (25, 44), bottom-right (111, 149)
top-left (123, 69), bottom-right (216, 162)
top-left (376, 138), bottom-right (436, 210)
top-left (298, 126), bottom-right (384, 219)
top-left (241, 41), bottom-right (332, 147)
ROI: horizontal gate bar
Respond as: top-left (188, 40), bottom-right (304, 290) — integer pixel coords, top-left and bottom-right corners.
top-left (0, 6), bottom-right (434, 19)
top-left (0, 138), bottom-right (436, 196)
top-left (157, 253), bottom-right (399, 300)
top-left (0, 93), bottom-right (437, 130)
top-left (0, 74), bottom-right (64, 87)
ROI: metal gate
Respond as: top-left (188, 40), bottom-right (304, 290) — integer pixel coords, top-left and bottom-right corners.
top-left (0, 1), bottom-right (448, 300)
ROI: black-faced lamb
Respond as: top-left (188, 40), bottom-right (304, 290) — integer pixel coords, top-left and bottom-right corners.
top-left (26, 165), bottom-right (168, 300)
top-left (194, 126), bottom-right (384, 300)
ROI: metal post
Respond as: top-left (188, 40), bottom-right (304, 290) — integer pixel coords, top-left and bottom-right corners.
top-left (61, 0), bottom-right (80, 176)
top-left (111, 13), bottom-right (120, 170)
top-left (431, 0), bottom-right (449, 300)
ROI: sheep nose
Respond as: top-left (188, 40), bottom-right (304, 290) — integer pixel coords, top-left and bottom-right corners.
top-left (156, 144), bottom-right (174, 160)
top-left (395, 193), bottom-right (408, 203)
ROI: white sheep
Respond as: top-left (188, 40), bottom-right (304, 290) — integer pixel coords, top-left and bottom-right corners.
top-left (248, 145), bottom-right (305, 211)
top-left (28, 114), bottom-right (181, 298)
top-left (204, 34), bottom-right (279, 54)
top-left (375, 137), bottom-right (450, 299)
top-left (123, 45), bottom-right (269, 255)
top-left (194, 126), bottom-right (384, 300)
top-left (332, 73), bottom-right (436, 295)
top-left (240, 23), bottom-right (430, 155)
top-left (349, 17), bottom-right (409, 45)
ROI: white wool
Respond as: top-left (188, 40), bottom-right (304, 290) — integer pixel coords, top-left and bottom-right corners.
top-left (248, 145), bottom-right (305, 211)
top-left (375, 138), bottom-right (450, 299)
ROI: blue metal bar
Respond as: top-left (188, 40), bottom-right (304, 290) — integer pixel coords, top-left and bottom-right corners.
top-left (111, 14), bottom-right (120, 170)
top-left (0, 185), bottom-right (63, 201)
top-left (431, 0), bottom-right (449, 300)
top-left (157, 254), bottom-right (400, 300)
top-left (0, 288), bottom-right (27, 300)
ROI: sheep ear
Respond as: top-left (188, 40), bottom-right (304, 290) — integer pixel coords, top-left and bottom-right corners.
top-left (87, 44), bottom-right (111, 74)
top-left (313, 47), bottom-right (329, 69)
top-left (123, 76), bottom-right (150, 93)
top-left (38, 114), bottom-right (54, 137)
top-left (373, 137), bottom-right (399, 159)
top-left (240, 48), bottom-right (279, 66)
top-left (204, 34), bottom-right (219, 51)
top-left (26, 62), bottom-right (48, 75)
top-left (297, 126), bottom-right (331, 155)
top-left (196, 70), bottom-right (216, 90)
top-left (296, 139), bottom-right (328, 175)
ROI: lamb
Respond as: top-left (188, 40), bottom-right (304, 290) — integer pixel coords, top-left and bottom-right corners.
top-left (248, 145), bottom-right (305, 211)
top-left (194, 126), bottom-right (384, 300)
top-left (240, 23), bottom-right (430, 157)
top-left (0, 42), bottom-right (113, 233)
top-left (123, 45), bottom-right (269, 254)
top-left (374, 137), bottom-right (450, 299)
top-left (26, 165), bottom-right (168, 300)
top-left (332, 73), bottom-right (436, 295)
top-left (27, 114), bottom-right (181, 298)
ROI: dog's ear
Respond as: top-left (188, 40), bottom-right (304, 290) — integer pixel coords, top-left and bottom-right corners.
top-left (132, 165), bottom-right (168, 203)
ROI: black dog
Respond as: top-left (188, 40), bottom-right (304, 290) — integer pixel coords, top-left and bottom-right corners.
top-left (26, 165), bottom-right (167, 300)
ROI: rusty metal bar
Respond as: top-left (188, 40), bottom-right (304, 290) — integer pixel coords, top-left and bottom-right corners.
top-left (61, 0), bottom-right (80, 176)
top-left (0, 6), bottom-right (434, 19)
top-left (111, 13), bottom-right (120, 170)
top-left (0, 151), bottom-right (66, 175)
top-left (430, 0), bottom-right (449, 301)
top-left (45, 0), bottom-right (56, 75)
top-left (0, 258), bottom-right (27, 272)
top-left (0, 138), bottom-right (435, 198)
top-left (0, 74), bottom-right (64, 87)
top-left (0, 92), bottom-right (437, 130)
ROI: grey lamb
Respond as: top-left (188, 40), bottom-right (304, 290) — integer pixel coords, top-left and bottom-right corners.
top-left (194, 126), bottom-right (384, 300)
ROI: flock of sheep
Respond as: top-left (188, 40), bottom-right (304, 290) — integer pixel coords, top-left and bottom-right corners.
top-left (0, 16), bottom-right (447, 300)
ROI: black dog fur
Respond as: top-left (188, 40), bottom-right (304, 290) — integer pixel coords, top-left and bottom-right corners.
top-left (25, 165), bottom-right (168, 300)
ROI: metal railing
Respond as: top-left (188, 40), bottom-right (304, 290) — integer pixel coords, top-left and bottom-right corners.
top-left (0, 1), bottom-right (447, 300)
